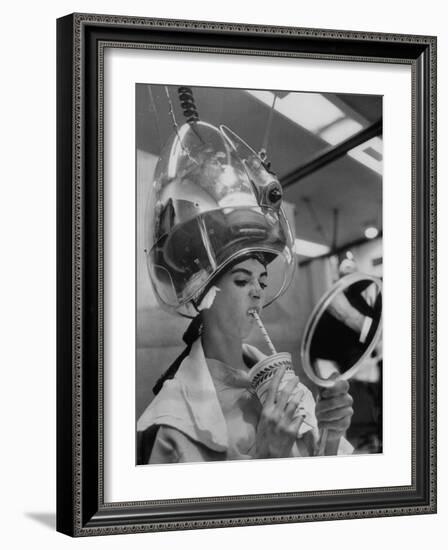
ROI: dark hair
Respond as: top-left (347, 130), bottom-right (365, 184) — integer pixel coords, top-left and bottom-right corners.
top-left (152, 313), bottom-right (203, 395)
top-left (235, 251), bottom-right (270, 268)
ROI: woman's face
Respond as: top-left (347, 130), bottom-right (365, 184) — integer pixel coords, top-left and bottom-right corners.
top-left (203, 258), bottom-right (268, 339)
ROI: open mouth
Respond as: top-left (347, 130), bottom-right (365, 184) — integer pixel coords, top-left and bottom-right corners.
top-left (247, 307), bottom-right (260, 317)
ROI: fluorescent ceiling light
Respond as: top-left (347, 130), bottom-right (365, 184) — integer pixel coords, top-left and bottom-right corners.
top-left (247, 90), bottom-right (383, 175)
top-left (348, 137), bottom-right (383, 174)
top-left (247, 90), bottom-right (344, 134)
top-left (278, 93), bottom-right (343, 132)
top-left (294, 238), bottom-right (330, 257)
top-left (319, 118), bottom-right (363, 145)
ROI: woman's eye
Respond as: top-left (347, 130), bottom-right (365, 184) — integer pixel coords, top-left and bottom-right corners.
top-left (233, 279), bottom-right (267, 289)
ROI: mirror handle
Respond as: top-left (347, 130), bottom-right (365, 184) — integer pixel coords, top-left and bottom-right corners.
top-left (317, 428), bottom-right (328, 456)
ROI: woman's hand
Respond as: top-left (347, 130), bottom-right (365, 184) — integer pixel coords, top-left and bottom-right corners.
top-left (255, 366), bottom-right (304, 459)
top-left (315, 378), bottom-right (354, 455)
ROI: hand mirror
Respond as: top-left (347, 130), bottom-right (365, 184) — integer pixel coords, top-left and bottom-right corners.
top-left (300, 272), bottom-right (383, 389)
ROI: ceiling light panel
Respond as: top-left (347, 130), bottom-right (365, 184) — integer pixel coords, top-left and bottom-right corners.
top-left (348, 137), bottom-right (383, 174)
top-left (319, 118), bottom-right (364, 145)
top-left (247, 90), bottom-right (344, 133)
top-left (294, 238), bottom-right (330, 257)
top-left (247, 90), bottom-right (382, 174)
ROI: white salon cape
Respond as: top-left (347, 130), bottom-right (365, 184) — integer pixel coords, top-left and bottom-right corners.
top-left (137, 339), bottom-right (353, 463)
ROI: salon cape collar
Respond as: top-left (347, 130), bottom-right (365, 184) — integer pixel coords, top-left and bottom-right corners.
top-left (137, 338), bottom-right (266, 453)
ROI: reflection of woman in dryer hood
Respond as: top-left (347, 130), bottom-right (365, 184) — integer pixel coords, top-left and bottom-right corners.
top-left (137, 109), bottom-right (354, 464)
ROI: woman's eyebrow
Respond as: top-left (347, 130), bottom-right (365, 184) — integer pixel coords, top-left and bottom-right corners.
top-left (230, 268), bottom-right (268, 278)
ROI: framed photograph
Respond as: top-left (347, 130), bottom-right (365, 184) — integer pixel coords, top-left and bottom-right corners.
top-left (56, 13), bottom-right (437, 536)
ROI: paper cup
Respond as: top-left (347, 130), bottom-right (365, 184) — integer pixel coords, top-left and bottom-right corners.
top-left (249, 352), bottom-right (295, 405)
top-left (250, 352), bottom-right (315, 437)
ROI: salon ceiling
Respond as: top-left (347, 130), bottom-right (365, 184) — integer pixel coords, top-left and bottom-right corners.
top-left (136, 84), bottom-right (382, 256)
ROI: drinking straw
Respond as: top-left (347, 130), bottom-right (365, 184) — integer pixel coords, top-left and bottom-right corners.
top-left (249, 310), bottom-right (277, 355)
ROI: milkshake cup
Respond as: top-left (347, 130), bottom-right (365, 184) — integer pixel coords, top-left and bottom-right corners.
top-left (249, 352), bottom-right (296, 405)
top-left (248, 310), bottom-right (308, 429)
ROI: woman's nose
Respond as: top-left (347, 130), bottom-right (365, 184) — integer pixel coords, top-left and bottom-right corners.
top-left (249, 281), bottom-right (262, 298)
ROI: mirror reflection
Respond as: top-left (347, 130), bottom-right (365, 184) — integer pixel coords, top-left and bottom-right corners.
top-left (309, 276), bottom-right (382, 382)
top-left (301, 273), bottom-right (383, 455)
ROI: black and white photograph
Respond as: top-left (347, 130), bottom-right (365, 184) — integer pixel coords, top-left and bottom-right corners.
top-left (51, 6), bottom-right (436, 540)
top-left (136, 84), bottom-right (383, 465)
top-left (1, 0), bottom-right (443, 545)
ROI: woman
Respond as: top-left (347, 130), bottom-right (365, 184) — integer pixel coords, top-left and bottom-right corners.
top-left (137, 117), bottom-right (353, 463)
top-left (138, 255), bottom-right (353, 463)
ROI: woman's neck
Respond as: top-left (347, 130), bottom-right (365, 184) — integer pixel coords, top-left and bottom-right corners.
top-left (201, 324), bottom-right (246, 370)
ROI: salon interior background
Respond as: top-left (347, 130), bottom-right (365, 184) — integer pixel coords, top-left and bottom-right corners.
top-left (136, 85), bottom-right (382, 449)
